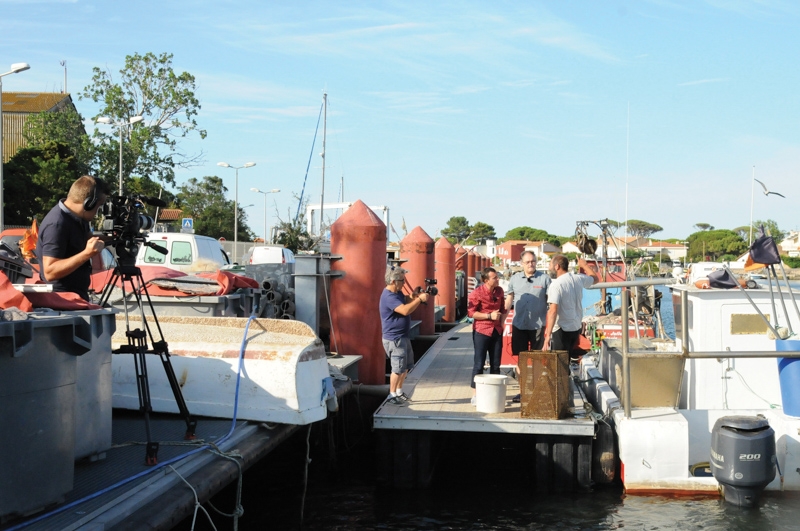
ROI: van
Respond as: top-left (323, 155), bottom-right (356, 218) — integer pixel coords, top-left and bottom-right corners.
top-left (242, 245), bottom-right (295, 289)
top-left (136, 233), bottom-right (231, 272)
top-left (242, 245), bottom-right (295, 265)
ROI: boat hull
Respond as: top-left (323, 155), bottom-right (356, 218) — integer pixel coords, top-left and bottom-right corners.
top-left (111, 316), bottom-right (330, 425)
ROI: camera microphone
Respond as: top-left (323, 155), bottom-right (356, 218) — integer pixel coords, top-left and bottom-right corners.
top-left (141, 196), bottom-right (168, 208)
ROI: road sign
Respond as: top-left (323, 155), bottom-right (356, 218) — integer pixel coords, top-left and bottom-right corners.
top-left (182, 218), bottom-right (193, 229)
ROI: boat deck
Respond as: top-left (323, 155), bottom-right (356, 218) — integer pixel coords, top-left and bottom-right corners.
top-left (373, 323), bottom-right (595, 436)
top-left (2, 381), bottom-right (351, 531)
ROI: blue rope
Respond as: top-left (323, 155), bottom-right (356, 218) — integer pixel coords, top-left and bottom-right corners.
top-left (295, 99), bottom-right (325, 223)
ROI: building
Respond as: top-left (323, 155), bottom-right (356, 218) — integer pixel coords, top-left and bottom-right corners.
top-left (780, 231), bottom-right (800, 257)
top-left (637, 240), bottom-right (687, 262)
top-left (2, 92), bottom-right (81, 162)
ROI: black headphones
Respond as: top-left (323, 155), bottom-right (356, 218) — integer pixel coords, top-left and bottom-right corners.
top-left (83, 179), bottom-right (99, 210)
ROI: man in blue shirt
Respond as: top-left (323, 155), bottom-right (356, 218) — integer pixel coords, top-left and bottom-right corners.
top-left (380, 266), bottom-right (429, 405)
top-left (37, 175), bottom-right (109, 301)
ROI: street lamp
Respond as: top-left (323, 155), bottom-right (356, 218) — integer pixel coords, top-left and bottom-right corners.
top-left (0, 62), bottom-right (31, 232)
top-left (217, 161), bottom-right (255, 263)
top-left (96, 115), bottom-right (143, 194)
top-left (251, 187), bottom-right (280, 245)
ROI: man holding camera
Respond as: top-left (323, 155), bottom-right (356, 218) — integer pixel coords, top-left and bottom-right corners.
top-left (380, 266), bottom-right (429, 405)
top-left (37, 175), bottom-right (110, 301)
top-left (504, 250), bottom-right (551, 402)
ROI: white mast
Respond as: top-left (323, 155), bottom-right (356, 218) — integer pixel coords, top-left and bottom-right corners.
top-left (319, 92), bottom-right (327, 236)
top-left (624, 102), bottom-right (630, 259)
top-left (749, 165), bottom-right (755, 247)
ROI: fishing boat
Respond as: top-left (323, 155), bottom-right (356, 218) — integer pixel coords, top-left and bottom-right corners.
top-left (578, 263), bottom-right (800, 503)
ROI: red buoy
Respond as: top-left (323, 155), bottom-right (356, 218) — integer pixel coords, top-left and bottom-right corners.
top-left (330, 200), bottom-right (386, 385)
top-left (400, 226), bottom-right (435, 335)
top-left (434, 237), bottom-right (455, 322)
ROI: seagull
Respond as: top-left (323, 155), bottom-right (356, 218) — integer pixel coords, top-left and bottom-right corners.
top-left (754, 178), bottom-right (785, 198)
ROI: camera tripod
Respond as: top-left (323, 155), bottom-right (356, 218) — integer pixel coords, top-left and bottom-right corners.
top-left (99, 263), bottom-right (197, 465)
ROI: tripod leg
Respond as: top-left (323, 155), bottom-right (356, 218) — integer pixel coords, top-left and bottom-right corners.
top-left (130, 328), bottom-right (160, 465)
top-left (155, 348), bottom-right (198, 440)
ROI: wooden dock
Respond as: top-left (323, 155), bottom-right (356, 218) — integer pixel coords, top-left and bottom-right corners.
top-left (373, 323), bottom-right (603, 490)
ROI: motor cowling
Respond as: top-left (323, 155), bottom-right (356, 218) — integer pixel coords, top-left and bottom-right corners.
top-left (710, 415), bottom-right (776, 507)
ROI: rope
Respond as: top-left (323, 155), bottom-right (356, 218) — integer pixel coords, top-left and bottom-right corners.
top-left (300, 424), bottom-right (312, 526)
top-left (295, 99), bottom-right (325, 223)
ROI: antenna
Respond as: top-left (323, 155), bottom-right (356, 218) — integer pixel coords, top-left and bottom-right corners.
top-left (59, 60), bottom-right (67, 93)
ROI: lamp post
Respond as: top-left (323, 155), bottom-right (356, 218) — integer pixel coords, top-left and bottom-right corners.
top-left (217, 161), bottom-right (255, 263)
top-left (0, 62), bottom-right (31, 233)
top-left (251, 187), bottom-right (280, 245)
top-left (96, 115), bottom-right (144, 194)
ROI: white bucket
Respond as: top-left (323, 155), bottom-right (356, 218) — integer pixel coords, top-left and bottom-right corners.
top-left (474, 374), bottom-right (507, 413)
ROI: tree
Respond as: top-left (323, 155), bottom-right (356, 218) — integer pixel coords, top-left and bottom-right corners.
top-left (176, 176), bottom-right (253, 240)
top-left (502, 226), bottom-right (561, 246)
top-left (441, 216), bottom-right (471, 243)
top-left (23, 107), bottom-right (93, 175)
top-left (4, 141), bottom-right (83, 225)
top-left (732, 226), bottom-right (750, 240)
top-left (752, 219), bottom-right (785, 243)
top-left (694, 223), bottom-right (714, 232)
top-left (626, 219), bottom-right (663, 240)
top-left (273, 211), bottom-right (319, 253)
top-left (687, 230), bottom-right (746, 261)
top-left (469, 221), bottom-right (496, 244)
top-left (81, 52), bottom-right (207, 190)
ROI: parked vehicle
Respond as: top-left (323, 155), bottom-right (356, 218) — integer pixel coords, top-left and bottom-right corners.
top-left (136, 233), bottom-right (231, 272)
top-left (241, 245), bottom-right (295, 265)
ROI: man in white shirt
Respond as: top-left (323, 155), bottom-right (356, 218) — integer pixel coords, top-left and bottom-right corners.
top-left (543, 254), bottom-right (600, 358)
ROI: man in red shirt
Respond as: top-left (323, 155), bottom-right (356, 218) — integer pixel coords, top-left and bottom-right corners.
top-left (467, 267), bottom-right (506, 405)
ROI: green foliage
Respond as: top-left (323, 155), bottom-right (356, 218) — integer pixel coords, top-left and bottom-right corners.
top-left (81, 52), bottom-right (206, 189)
top-left (687, 229), bottom-right (747, 261)
top-left (752, 219), bottom-right (785, 243)
top-left (23, 107), bottom-right (93, 175)
top-left (176, 176), bottom-right (253, 240)
top-left (783, 256), bottom-right (800, 269)
top-left (694, 223), bottom-right (714, 232)
top-left (441, 216), bottom-right (471, 243)
top-left (4, 141), bottom-right (83, 225)
top-left (502, 226), bottom-right (561, 246)
top-left (626, 219), bottom-right (663, 239)
top-left (274, 210), bottom-right (318, 253)
top-left (469, 221), bottom-right (496, 244)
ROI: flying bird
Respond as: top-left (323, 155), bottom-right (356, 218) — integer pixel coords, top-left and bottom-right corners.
top-left (754, 178), bottom-right (785, 198)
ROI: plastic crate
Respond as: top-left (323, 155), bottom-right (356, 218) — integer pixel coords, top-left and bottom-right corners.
top-left (70, 309), bottom-right (117, 460)
top-left (519, 350), bottom-right (571, 419)
top-left (0, 314), bottom-right (90, 520)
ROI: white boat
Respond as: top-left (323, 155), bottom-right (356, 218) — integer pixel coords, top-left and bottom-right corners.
top-left (579, 272), bottom-right (800, 500)
top-left (111, 315), bottom-right (332, 425)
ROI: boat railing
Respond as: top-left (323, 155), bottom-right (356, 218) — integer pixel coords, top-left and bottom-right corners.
top-left (588, 278), bottom-right (800, 418)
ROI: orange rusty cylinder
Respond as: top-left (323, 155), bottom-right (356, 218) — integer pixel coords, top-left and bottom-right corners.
top-left (399, 226), bottom-right (435, 335)
top-left (434, 237), bottom-right (455, 322)
top-left (466, 250), bottom-right (477, 293)
top-left (330, 200), bottom-right (386, 385)
top-left (454, 245), bottom-right (467, 273)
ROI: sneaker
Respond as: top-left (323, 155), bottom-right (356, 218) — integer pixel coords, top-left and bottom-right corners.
top-left (397, 392), bottom-right (411, 402)
top-left (470, 396), bottom-right (477, 406)
top-left (387, 396), bottom-right (407, 406)
top-left (512, 394), bottom-right (521, 403)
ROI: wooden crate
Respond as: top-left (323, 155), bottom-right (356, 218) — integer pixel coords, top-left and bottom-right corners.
top-left (519, 350), bottom-right (571, 419)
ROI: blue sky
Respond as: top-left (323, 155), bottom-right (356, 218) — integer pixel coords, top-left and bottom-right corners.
top-left (2, 0), bottom-right (798, 241)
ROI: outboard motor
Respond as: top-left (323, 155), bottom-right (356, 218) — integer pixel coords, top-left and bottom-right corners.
top-left (710, 415), bottom-right (776, 507)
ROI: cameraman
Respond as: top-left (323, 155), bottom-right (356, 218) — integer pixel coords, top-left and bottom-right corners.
top-left (380, 266), bottom-right (429, 405)
top-left (37, 175), bottom-right (110, 301)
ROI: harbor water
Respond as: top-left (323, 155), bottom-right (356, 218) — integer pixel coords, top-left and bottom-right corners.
top-left (176, 283), bottom-right (800, 530)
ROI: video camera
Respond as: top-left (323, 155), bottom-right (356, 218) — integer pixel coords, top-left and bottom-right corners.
top-left (101, 193), bottom-right (167, 266)
top-left (414, 278), bottom-right (439, 297)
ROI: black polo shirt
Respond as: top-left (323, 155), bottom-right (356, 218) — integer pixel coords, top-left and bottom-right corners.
top-left (37, 200), bottom-right (93, 300)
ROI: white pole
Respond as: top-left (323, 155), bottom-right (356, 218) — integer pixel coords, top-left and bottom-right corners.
top-left (234, 167), bottom-right (239, 260)
top-left (624, 102), bottom-right (630, 260)
top-left (749, 166), bottom-right (755, 247)
top-left (319, 92), bottom-right (327, 236)
top-left (118, 126), bottom-right (124, 193)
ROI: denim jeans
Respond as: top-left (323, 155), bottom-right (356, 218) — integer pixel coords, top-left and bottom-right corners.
top-left (471, 329), bottom-right (502, 388)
